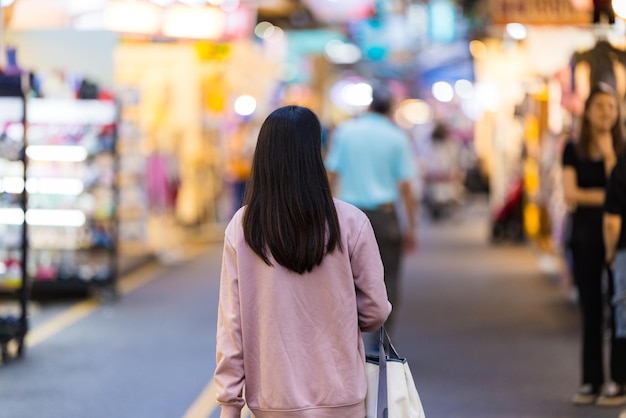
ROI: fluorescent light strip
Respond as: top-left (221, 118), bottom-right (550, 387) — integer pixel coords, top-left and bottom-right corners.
top-left (26, 178), bottom-right (85, 195)
top-left (2, 177), bottom-right (24, 194)
top-left (26, 146), bottom-right (88, 162)
top-left (28, 99), bottom-right (117, 125)
top-left (0, 208), bottom-right (24, 225)
top-left (25, 209), bottom-right (86, 227)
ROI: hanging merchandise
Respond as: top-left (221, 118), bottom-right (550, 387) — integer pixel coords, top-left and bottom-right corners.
top-left (0, 74), bottom-right (28, 363)
top-left (573, 37), bottom-right (626, 106)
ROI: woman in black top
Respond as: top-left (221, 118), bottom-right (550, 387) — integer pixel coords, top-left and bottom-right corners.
top-left (563, 83), bottom-right (626, 406)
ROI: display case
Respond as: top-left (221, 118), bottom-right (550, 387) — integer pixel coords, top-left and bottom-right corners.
top-left (26, 98), bottom-right (118, 300)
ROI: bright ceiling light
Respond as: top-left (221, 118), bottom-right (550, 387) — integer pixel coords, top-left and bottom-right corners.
top-left (506, 23), bottom-right (527, 40)
top-left (432, 81), bottom-right (454, 103)
top-left (325, 40), bottom-right (362, 64)
top-left (341, 82), bottom-right (373, 107)
top-left (234, 95), bottom-right (257, 116)
top-left (255, 21), bottom-right (275, 39)
top-left (1, 0), bottom-right (15, 7)
top-left (454, 79), bottom-right (474, 99)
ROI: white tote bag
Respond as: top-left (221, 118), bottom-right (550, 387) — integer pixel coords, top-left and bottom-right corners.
top-left (365, 327), bottom-right (426, 418)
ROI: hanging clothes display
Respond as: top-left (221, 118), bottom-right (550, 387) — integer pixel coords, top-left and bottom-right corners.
top-left (574, 39), bottom-right (626, 103)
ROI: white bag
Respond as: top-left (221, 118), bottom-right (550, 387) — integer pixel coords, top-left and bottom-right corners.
top-left (366, 327), bottom-right (426, 418)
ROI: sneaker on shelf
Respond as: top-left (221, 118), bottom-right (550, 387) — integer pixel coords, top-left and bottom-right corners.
top-left (596, 382), bottom-right (626, 407)
top-left (571, 384), bottom-right (598, 405)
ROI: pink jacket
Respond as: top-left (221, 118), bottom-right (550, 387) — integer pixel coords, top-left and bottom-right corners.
top-left (214, 199), bottom-right (391, 418)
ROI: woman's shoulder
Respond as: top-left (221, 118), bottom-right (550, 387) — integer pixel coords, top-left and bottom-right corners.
top-left (333, 198), bottom-right (369, 225)
top-left (224, 206), bottom-right (246, 242)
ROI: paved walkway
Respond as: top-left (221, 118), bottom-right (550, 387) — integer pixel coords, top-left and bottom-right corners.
top-left (0, 199), bottom-right (622, 418)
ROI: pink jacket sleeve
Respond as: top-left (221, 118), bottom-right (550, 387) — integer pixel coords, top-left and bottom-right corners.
top-left (214, 236), bottom-right (246, 418)
top-left (351, 218), bottom-right (392, 332)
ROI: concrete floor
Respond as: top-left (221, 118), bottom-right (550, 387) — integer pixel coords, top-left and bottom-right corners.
top-left (0, 198), bottom-right (623, 418)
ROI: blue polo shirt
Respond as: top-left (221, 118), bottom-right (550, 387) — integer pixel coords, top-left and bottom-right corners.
top-left (325, 112), bottom-right (416, 210)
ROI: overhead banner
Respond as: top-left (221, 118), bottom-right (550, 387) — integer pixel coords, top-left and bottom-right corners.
top-left (490, 0), bottom-right (590, 24)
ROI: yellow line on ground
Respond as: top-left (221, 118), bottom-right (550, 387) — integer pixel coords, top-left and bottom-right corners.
top-left (118, 263), bottom-right (164, 295)
top-left (25, 299), bottom-right (100, 348)
top-left (182, 380), bottom-right (218, 418)
top-left (26, 261), bottom-right (164, 349)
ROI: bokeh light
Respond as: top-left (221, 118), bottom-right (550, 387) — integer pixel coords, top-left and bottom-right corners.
top-left (234, 95), bottom-right (256, 116)
top-left (432, 81), bottom-right (454, 103)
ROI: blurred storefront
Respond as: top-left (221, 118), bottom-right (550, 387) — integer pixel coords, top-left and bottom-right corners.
top-left (473, 0), bottom-right (626, 250)
top-left (0, 0), bottom-right (281, 278)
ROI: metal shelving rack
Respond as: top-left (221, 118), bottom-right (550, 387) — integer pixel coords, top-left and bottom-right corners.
top-left (0, 74), bottom-right (29, 363)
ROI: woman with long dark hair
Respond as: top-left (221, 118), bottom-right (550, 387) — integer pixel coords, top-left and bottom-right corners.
top-left (214, 106), bottom-right (391, 417)
top-left (563, 83), bottom-right (626, 406)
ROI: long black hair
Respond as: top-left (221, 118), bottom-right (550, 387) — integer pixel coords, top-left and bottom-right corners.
top-left (576, 82), bottom-right (625, 159)
top-left (242, 105), bottom-right (342, 274)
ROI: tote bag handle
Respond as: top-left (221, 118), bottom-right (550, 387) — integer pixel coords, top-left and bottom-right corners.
top-left (377, 326), bottom-right (388, 418)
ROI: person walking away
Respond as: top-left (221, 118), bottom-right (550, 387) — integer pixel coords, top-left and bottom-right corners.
top-left (562, 83), bottom-right (626, 406)
top-left (422, 121), bottom-right (464, 220)
top-left (214, 106), bottom-right (391, 418)
top-left (325, 83), bottom-right (417, 350)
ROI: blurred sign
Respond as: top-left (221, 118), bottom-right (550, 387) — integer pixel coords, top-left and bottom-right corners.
top-left (195, 42), bottom-right (231, 61)
top-left (428, 0), bottom-right (456, 43)
top-left (490, 0), bottom-right (590, 24)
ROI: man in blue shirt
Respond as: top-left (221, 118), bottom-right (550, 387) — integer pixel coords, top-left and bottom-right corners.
top-left (325, 84), bottom-right (417, 344)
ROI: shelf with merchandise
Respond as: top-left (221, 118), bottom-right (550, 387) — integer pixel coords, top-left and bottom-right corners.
top-left (0, 105), bottom-right (26, 271)
top-left (29, 248), bottom-right (114, 284)
top-left (23, 98), bottom-right (119, 296)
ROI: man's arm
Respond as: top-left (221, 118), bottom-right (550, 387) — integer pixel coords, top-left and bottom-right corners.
top-left (327, 170), bottom-right (337, 196)
top-left (399, 180), bottom-right (417, 251)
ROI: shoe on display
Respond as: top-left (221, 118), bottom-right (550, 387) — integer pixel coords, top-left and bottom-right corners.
top-left (596, 382), bottom-right (626, 407)
top-left (571, 384), bottom-right (598, 405)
